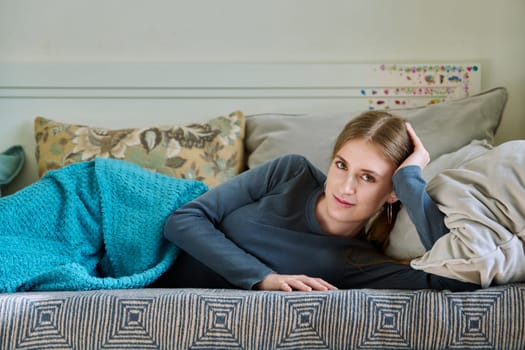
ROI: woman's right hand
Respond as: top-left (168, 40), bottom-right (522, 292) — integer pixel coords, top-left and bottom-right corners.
top-left (255, 273), bottom-right (338, 292)
top-left (397, 122), bottom-right (430, 172)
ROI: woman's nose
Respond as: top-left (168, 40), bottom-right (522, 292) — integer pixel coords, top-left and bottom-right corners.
top-left (342, 175), bottom-right (357, 194)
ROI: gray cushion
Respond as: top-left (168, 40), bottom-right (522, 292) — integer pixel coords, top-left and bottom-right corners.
top-left (245, 87), bottom-right (507, 172)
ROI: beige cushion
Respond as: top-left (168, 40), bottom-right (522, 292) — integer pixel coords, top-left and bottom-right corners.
top-left (411, 141), bottom-right (525, 287)
top-left (34, 111), bottom-right (245, 187)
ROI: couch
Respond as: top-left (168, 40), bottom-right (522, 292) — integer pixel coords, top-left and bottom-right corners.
top-left (1, 65), bottom-right (524, 349)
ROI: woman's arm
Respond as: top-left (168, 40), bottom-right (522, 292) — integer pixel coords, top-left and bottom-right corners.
top-left (164, 154), bottom-right (337, 291)
top-left (164, 157), bottom-right (284, 289)
top-left (392, 166), bottom-right (448, 249)
top-left (393, 123), bottom-right (448, 249)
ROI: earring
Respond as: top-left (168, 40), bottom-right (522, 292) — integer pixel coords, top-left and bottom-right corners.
top-left (386, 202), bottom-right (393, 224)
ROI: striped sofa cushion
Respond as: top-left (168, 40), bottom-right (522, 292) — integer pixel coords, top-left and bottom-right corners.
top-left (1, 284), bottom-right (523, 349)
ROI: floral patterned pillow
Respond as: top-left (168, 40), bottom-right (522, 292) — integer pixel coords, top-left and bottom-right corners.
top-left (34, 111), bottom-right (245, 187)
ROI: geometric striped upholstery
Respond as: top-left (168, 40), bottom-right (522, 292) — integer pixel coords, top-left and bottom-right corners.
top-left (1, 284), bottom-right (523, 349)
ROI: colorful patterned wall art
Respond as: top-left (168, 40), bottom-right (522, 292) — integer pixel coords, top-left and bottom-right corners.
top-left (362, 64), bottom-right (480, 110)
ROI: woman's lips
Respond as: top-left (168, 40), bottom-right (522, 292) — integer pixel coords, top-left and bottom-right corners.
top-left (333, 194), bottom-right (355, 208)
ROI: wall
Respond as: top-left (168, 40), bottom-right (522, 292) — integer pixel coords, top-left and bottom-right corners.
top-left (1, 0), bottom-right (524, 143)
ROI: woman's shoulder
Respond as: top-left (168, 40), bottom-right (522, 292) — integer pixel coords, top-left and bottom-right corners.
top-left (267, 154), bottom-right (326, 181)
top-left (275, 153), bottom-right (309, 163)
top-left (266, 153), bottom-right (315, 170)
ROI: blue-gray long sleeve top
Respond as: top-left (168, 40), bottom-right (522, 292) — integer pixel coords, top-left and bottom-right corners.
top-left (161, 154), bottom-right (478, 291)
top-left (392, 165), bottom-right (449, 250)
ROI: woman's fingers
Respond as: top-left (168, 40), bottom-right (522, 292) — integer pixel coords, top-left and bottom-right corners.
top-left (397, 123), bottom-right (430, 171)
top-left (405, 123), bottom-right (422, 146)
top-left (286, 279), bottom-right (313, 291)
top-left (310, 277), bottom-right (338, 291)
top-left (258, 273), bottom-right (338, 292)
top-left (284, 275), bottom-right (338, 292)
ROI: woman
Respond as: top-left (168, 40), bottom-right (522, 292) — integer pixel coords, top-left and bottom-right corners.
top-left (159, 111), bottom-right (479, 292)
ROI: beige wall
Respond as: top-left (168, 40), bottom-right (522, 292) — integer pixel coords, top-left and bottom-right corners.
top-left (1, 0), bottom-right (524, 142)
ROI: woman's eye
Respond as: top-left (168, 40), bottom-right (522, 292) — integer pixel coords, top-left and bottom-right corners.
top-left (362, 174), bottom-right (375, 182)
top-left (335, 161), bottom-right (346, 170)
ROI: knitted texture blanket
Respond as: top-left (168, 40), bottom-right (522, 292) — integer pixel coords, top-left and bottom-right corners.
top-left (0, 158), bottom-right (207, 292)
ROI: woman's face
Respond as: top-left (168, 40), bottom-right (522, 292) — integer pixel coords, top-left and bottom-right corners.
top-left (317, 138), bottom-right (397, 237)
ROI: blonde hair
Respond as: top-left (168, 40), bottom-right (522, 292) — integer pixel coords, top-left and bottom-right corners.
top-left (332, 111), bottom-right (413, 251)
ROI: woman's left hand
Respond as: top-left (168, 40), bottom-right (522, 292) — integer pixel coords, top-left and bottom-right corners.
top-left (396, 122), bottom-right (430, 172)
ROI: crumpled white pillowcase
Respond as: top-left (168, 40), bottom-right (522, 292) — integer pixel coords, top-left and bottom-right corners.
top-left (411, 140), bottom-right (525, 287)
top-left (385, 140), bottom-right (493, 260)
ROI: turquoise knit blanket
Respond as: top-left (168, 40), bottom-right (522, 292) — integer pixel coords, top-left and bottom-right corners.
top-left (0, 158), bottom-right (208, 292)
